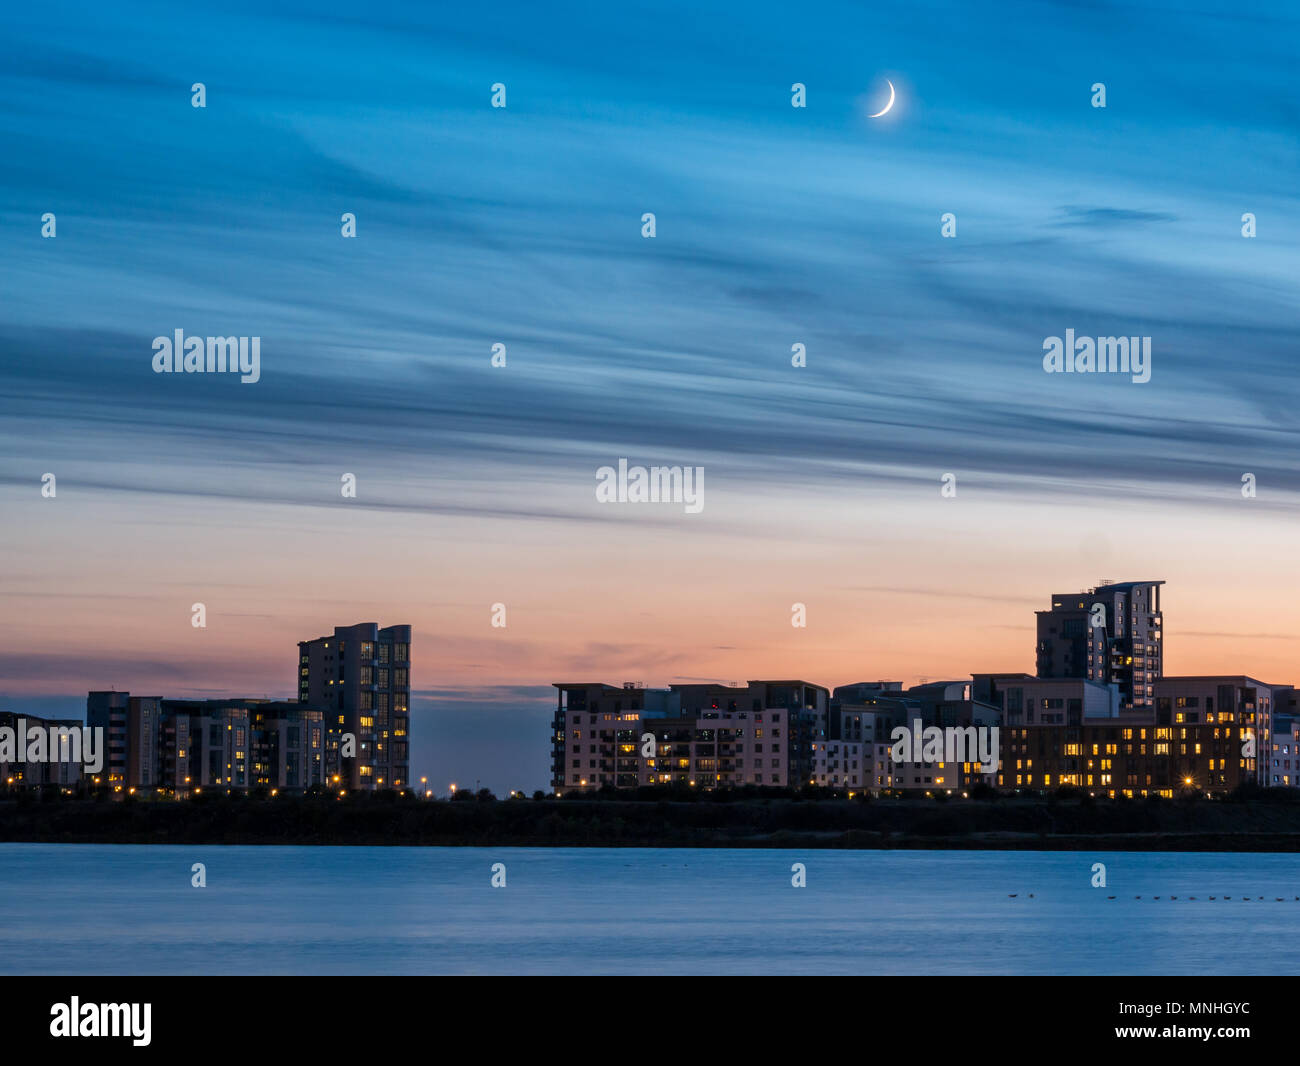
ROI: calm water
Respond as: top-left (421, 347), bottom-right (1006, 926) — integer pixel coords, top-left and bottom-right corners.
top-left (2, 845), bottom-right (1298, 974)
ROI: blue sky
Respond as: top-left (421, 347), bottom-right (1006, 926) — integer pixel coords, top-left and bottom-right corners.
top-left (2, 0), bottom-right (1298, 794)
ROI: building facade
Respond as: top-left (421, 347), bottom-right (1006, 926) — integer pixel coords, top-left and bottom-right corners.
top-left (1153, 676), bottom-right (1272, 787)
top-left (974, 674), bottom-right (1121, 727)
top-left (550, 681), bottom-right (822, 792)
top-left (299, 623), bottom-right (411, 790)
top-left (86, 690), bottom-right (129, 788)
top-left (0, 712), bottom-right (87, 790)
top-left (811, 740), bottom-right (868, 790)
top-left (1035, 580), bottom-right (1163, 712)
top-left (998, 720), bottom-right (1250, 796)
top-left (76, 693), bottom-right (329, 795)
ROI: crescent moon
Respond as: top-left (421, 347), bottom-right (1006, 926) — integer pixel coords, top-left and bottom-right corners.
top-left (868, 80), bottom-right (896, 118)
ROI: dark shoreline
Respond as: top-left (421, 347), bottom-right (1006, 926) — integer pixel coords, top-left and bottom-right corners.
top-left (5, 793), bottom-right (1300, 850)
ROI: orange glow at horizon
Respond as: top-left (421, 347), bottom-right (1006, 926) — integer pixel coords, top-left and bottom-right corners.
top-left (3, 487), bottom-right (1299, 700)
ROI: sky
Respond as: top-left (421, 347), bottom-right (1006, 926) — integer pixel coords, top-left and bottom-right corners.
top-left (1, 0), bottom-right (1299, 794)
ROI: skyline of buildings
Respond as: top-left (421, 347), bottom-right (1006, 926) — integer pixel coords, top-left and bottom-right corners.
top-left (5, 3), bottom-right (1298, 778)
top-left (0, 622), bottom-right (410, 795)
top-left (550, 580), bottom-right (1286, 798)
top-left (6, 580), bottom-right (1300, 799)
top-left (2, 0), bottom-right (1297, 814)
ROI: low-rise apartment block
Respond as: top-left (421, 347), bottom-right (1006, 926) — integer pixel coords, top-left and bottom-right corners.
top-left (75, 693), bottom-right (327, 795)
top-left (997, 720), bottom-right (1250, 796)
top-left (551, 680), bottom-right (824, 792)
top-left (0, 712), bottom-right (87, 789)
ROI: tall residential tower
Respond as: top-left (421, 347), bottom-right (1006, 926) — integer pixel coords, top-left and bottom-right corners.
top-left (298, 623), bottom-right (411, 790)
top-left (1036, 581), bottom-right (1163, 712)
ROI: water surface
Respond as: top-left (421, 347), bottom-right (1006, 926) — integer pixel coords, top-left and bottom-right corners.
top-left (2, 845), bottom-right (1297, 974)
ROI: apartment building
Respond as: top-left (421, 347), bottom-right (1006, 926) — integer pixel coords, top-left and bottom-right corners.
top-left (550, 681), bottom-right (819, 792)
top-left (751, 681), bottom-right (829, 784)
top-left (835, 706), bottom-right (900, 790)
top-left (86, 690), bottom-right (129, 788)
top-left (673, 680), bottom-right (829, 784)
top-left (0, 712), bottom-right (87, 789)
top-left (972, 674), bottom-right (1121, 727)
top-left (299, 623), bottom-right (411, 790)
top-left (75, 693), bottom-right (329, 795)
top-left (157, 700), bottom-right (252, 790)
top-left (549, 683), bottom-right (657, 791)
top-left (852, 682), bottom-right (1000, 794)
top-left (1153, 676), bottom-right (1274, 787)
top-left (888, 750), bottom-right (993, 792)
top-left (998, 721), bottom-right (1250, 796)
top-left (830, 684), bottom-right (908, 791)
top-left (551, 676), bottom-right (1001, 795)
top-left (153, 699), bottom-right (326, 794)
top-left (127, 697), bottom-right (162, 788)
top-left (1036, 580), bottom-right (1163, 711)
top-left (250, 702), bottom-right (326, 790)
top-left (1270, 716), bottom-right (1300, 787)
top-left (811, 740), bottom-right (870, 790)
top-left (644, 708), bottom-right (790, 788)
top-left (837, 707), bottom-right (899, 746)
top-left (84, 691), bottom-right (170, 791)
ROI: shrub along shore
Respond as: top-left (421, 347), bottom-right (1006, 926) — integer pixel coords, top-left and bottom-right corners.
top-left (3, 784), bottom-right (1300, 849)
